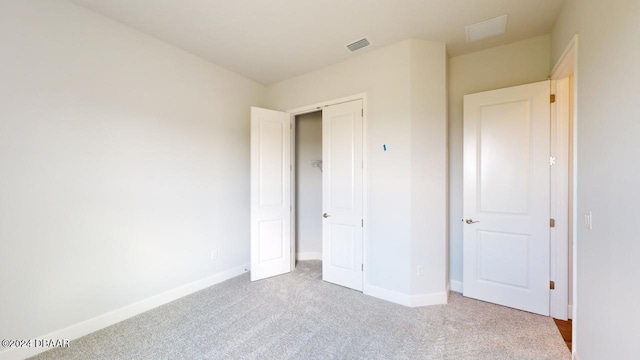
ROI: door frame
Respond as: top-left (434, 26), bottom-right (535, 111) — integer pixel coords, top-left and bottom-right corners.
top-left (550, 34), bottom-right (578, 352)
top-left (549, 77), bottom-right (571, 320)
top-left (287, 93), bottom-right (368, 290)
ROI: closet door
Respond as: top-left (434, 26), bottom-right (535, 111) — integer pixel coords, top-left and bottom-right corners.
top-left (250, 107), bottom-right (291, 281)
top-left (322, 100), bottom-right (363, 291)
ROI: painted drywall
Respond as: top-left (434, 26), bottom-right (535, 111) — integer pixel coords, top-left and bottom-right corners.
top-left (447, 35), bottom-right (551, 284)
top-left (267, 39), bottom-right (448, 301)
top-left (409, 40), bottom-right (448, 296)
top-left (552, 0), bottom-right (640, 358)
top-left (295, 112), bottom-right (323, 259)
top-left (0, 0), bottom-right (264, 343)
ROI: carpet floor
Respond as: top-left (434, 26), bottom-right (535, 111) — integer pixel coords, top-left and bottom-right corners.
top-left (33, 261), bottom-right (570, 359)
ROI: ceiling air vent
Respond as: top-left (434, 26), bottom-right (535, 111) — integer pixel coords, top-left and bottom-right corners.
top-left (465, 15), bottom-right (509, 43)
top-left (345, 38), bottom-right (371, 52)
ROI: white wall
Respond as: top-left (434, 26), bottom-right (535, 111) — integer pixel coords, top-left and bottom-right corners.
top-left (295, 112), bottom-right (322, 259)
top-left (447, 35), bottom-right (551, 285)
top-left (552, 0), bottom-right (640, 358)
top-left (409, 40), bottom-right (449, 296)
top-left (0, 0), bottom-right (264, 343)
top-left (267, 39), bottom-right (448, 302)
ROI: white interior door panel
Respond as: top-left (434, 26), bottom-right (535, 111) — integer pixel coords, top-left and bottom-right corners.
top-left (250, 107), bottom-right (291, 281)
top-left (322, 100), bottom-right (363, 291)
top-left (463, 81), bottom-right (551, 315)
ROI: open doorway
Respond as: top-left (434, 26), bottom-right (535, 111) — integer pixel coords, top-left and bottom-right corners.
top-left (250, 96), bottom-right (366, 292)
top-left (294, 111), bottom-right (323, 262)
top-left (550, 35), bottom-right (578, 322)
top-left (291, 100), bottom-right (364, 292)
top-left (549, 34), bottom-right (578, 353)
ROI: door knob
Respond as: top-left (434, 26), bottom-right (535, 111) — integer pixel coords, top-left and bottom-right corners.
top-left (323, 213), bottom-right (330, 218)
top-left (465, 219), bottom-right (479, 224)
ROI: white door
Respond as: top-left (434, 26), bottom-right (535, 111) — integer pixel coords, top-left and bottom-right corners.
top-left (250, 107), bottom-right (291, 281)
top-left (322, 100), bottom-right (363, 291)
top-left (463, 81), bottom-right (551, 315)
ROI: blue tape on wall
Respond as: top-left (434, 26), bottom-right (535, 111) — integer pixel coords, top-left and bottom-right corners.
top-left (383, 144), bottom-right (387, 151)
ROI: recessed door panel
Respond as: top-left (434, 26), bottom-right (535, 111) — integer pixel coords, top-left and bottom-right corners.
top-left (479, 100), bottom-right (531, 215)
top-left (329, 224), bottom-right (356, 270)
top-left (259, 120), bottom-right (284, 208)
top-left (477, 231), bottom-right (530, 288)
top-left (258, 219), bottom-right (284, 263)
top-left (329, 114), bottom-right (355, 210)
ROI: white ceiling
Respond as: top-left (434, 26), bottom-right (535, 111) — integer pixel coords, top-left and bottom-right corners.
top-left (71, 0), bottom-right (565, 85)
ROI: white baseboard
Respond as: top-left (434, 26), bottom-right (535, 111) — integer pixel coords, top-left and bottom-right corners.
top-left (364, 285), bottom-right (448, 307)
top-left (296, 252), bottom-right (322, 260)
top-left (364, 284), bottom-right (410, 305)
top-left (0, 264), bottom-right (249, 360)
top-left (409, 291), bottom-right (449, 307)
top-left (450, 280), bottom-right (463, 293)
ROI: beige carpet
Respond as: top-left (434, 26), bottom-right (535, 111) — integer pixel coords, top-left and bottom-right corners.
top-left (34, 261), bottom-right (570, 359)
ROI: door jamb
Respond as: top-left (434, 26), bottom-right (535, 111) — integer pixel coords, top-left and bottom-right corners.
top-left (549, 77), bottom-right (571, 320)
top-left (550, 34), bottom-right (578, 354)
top-left (286, 93), bottom-right (368, 291)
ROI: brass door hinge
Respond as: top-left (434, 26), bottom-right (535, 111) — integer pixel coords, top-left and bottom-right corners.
top-left (550, 218), bottom-right (556, 228)
top-left (550, 281), bottom-right (555, 290)
top-left (550, 94), bottom-right (556, 103)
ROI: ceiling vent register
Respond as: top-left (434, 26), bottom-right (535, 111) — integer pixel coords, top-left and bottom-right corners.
top-left (345, 38), bottom-right (371, 52)
top-left (466, 15), bottom-right (509, 43)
